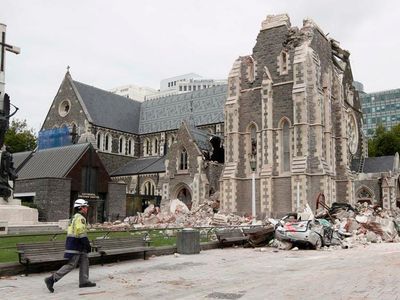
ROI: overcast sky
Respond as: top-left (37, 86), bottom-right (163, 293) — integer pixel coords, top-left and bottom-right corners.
top-left (1, 0), bottom-right (399, 132)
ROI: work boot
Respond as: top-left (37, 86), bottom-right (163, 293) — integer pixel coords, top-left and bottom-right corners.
top-left (44, 276), bottom-right (54, 293)
top-left (79, 281), bottom-right (96, 288)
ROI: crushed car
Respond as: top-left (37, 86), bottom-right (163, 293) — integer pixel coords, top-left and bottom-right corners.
top-left (274, 212), bottom-right (342, 250)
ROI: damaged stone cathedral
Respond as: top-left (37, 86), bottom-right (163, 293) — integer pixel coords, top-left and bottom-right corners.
top-left (221, 14), bottom-right (366, 217)
top-left (14, 14), bottom-right (400, 221)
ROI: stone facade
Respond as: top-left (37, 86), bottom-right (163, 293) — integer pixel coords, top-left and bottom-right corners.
top-left (14, 178), bottom-right (71, 222)
top-left (162, 122), bottom-right (223, 209)
top-left (355, 153), bottom-right (400, 209)
top-left (107, 182), bottom-right (127, 220)
top-left (221, 14), bottom-right (365, 218)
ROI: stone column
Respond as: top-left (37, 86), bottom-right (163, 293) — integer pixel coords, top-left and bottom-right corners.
top-left (220, 58), bottom-right (242, 213)
top-left (260, 66), bottom-right (274, 216)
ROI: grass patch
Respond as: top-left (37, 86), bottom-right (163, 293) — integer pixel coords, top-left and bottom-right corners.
top-left (0, 228), bottom-right (212, 263)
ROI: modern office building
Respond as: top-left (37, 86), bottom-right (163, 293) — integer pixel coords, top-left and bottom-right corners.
top-left (109, 84), bottom-right (156, 102)
top-left (145, 73), bottom-right (227, 100)
top-left (358, 85), bottom-right (400, 136)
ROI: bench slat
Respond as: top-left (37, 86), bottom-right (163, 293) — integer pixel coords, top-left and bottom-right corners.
top-left (100, 246), bottom-right (155, 256)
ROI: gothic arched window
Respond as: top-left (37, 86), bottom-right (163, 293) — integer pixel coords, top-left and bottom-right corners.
top-left (250, 124), bottom-right (257, 156)
top-left (282, 120), bottom-right (290, 172)
top-left (143, 181), bottom-right (155, 195)
top-left (356, 186), bottom-right (373, 204)
top-left (278, 50), bottom-right (289, 75)
top-left (180, 148), bottom-right (188, 170)
top-left (128, 138), bottom-right (134, 156)
top-left (96, 132), bottom-right (103, 150)
top-left (104, 133), bottom-right (111, 152)
top-left (145, 138), bottom-right (151, 156)
top-left (154, 138), bottom-right (159, 155)
top-left (119, 136), bottom-right (126, 154)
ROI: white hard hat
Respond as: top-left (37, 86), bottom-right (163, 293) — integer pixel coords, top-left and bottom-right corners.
top-left (74, 199), bottom-right (88, 208)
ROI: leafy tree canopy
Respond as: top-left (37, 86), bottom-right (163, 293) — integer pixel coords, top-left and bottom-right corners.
top-left (368, 123), bottom-right (400, 157)
top-left (4, 119), bottom-right (37, 153)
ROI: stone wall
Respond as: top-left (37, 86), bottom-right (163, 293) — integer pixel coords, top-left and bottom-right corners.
top-left (107, 181), bottom-right (126, 220)
top-left (355, 179), bottom-right (381, 204)
top-left (221, 14), bottom-right (366, 216)
top-left (206, 162), bottom-right (224, 195)
top-left (272, 177), bottom-right (292, 218)
top-left (15, 178), bottom-right (71, 222)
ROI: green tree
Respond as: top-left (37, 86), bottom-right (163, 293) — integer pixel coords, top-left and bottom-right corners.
top-left (368, 123), bottom-right (400, 157)
top-left (4, 119), bottom-right (37, 153)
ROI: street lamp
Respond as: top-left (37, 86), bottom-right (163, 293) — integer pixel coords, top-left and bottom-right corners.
top-left (250, 154), bottom-right (256, 225)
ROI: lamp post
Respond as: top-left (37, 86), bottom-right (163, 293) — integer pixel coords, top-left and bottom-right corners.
top-left (250, 154), bottom-right (256, 225)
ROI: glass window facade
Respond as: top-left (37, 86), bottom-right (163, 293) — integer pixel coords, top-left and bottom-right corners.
top-left (360, 88), bottom-right (400, 136)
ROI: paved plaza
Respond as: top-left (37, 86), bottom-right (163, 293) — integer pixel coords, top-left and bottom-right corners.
top-left (1, 243), bottom-right (400, 300)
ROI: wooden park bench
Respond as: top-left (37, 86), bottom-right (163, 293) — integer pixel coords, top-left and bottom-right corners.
top-left (17, 240), bottom-right (66, 275)
top-left (17, 240), bottom-right (99, 275)
top-left (91, 235), bottom-right (154, 265)
top-left (215, 228), bottom-right (249, 248)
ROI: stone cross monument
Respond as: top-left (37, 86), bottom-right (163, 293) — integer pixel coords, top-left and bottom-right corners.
top-left (0, 23), bottom-right (38, 231)
top-left (0, 23), bottom-right (20, 201)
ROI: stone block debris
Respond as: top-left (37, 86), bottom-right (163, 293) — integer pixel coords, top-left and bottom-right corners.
top-left (91, 198), bottom-right (253, 231)
top-left (272, 202), bottom-right (400, 250)
top-left (90, 197), bottom-right (400, 253)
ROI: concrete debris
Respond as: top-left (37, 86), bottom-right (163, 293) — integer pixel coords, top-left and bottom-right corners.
top-left (92, 198), bottom-right (255, 230)
top-left (254, 247), bottom-right (267, 252)
top-left (272, 201), bottom-right (400, 251)
top-left (91, 197), bottom-right (400, 253)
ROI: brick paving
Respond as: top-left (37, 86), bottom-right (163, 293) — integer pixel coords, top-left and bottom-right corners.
top-left (1, 243), bottom-right (400, 300)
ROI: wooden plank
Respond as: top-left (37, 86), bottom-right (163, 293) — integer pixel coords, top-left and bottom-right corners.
top-left (101, 246), bottom-right (154, 256)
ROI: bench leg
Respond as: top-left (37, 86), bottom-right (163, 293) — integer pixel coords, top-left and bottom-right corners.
top-left (101, 254), bottom-right (104, 266)
top-left (25, 262), bottom-right (29, 276)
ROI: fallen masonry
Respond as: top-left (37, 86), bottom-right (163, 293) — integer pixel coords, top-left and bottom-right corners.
top-left (90, 198), bottom-right (400, 250)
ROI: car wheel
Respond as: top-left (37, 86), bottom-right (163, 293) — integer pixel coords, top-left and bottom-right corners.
top-left (314, 236), bottom-right (322, 250)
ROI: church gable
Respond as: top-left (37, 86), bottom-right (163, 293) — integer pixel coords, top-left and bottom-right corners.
top-left (167, 122), bottom-right (205, 175)
top-left (41, 72), bottom-right (89, 136)
top-left (73, 80), bottom-right (141, 134)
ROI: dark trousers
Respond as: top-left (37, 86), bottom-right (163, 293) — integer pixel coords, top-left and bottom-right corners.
top-left (52, 252), bottom-right (89, 285)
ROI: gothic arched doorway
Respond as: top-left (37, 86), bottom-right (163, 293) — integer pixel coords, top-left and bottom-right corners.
top-left (175, 185), bottom-right (192, 210)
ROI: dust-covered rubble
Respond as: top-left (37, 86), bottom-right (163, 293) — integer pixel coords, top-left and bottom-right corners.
top-left (91, 198), bottom-right (400, 251)
top-left (91, 198), bottom-right (253, 230)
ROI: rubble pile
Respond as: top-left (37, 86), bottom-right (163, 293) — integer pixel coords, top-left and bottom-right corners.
top-left (91, 220), bottom-right (131, 231)
top-left (331, 203), bottom-right (400, 247)
top-left (92, 198), bottom-right (252, 230)
top-left (273, 202), bottom-right (400, 250)
top-left (92, 197), bottom-right (400, 252)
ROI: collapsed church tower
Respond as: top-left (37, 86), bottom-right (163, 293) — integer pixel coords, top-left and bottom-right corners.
top-left (221, 14), bottom-right (365, 218)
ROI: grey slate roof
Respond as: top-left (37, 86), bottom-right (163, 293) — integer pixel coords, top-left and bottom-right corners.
top-left (111, 156), bottom-right (166, 176)
top-left (363, 156), bottom-right (396, 173)
top-left (12, 151), bottom-right (33, 172)
top-left (352, 155), bottom-right (397, 173)
top-left (17, 143), bottom-right (90, 180)
top-left (187, 125), bottom-right (212, 152)
top-left (139, 85), bottom-right (227, 134)
top-left (73, 80), bottom-right (142, 134)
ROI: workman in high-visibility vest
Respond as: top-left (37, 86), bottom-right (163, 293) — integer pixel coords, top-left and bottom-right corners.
top-left (44, 199), bottom-right (96, 293)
